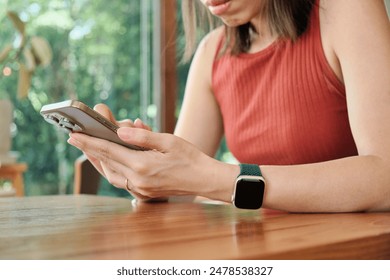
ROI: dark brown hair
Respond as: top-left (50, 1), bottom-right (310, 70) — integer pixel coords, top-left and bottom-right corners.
top-left (181, 0), bottom-right (315, 61)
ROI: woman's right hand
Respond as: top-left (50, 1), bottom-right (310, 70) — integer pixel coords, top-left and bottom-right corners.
top-left (82, 104), bottom-right (151, 194)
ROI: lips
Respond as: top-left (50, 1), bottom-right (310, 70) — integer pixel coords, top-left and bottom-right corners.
top-left (205, 0), bottom-right (231, 15)
top-left (206, 0), bottom-right (230, 7)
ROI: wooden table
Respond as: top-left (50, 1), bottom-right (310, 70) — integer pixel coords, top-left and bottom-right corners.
top-left (0, 195), bottom-right (389, 260)
top-left (0, 163), bottom-right (28, 196)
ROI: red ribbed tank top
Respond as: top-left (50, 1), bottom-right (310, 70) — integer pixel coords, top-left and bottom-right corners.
top-left (212, 0), bottom-right (358, 165)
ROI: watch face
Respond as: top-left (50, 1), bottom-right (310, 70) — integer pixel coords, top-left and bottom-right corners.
top-left (234, 177), bottom-right (265, 209)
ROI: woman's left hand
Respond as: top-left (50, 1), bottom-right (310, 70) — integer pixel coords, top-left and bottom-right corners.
top-left (68, 127), bottom-right (238, 201)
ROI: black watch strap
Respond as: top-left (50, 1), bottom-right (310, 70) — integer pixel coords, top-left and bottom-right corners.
top-left (239, 163), bottom-right (262, 177)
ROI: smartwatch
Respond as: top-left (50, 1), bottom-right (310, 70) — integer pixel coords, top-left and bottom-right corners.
top-left (232, 163), bottom-right (265, 209)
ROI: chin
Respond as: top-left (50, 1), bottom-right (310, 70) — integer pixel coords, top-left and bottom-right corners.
top-left (221, 17), bottom-right (248, 27)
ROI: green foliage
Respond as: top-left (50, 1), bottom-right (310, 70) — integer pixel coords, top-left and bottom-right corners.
top-left (0, 0), bottom-right (146, 196)
top-left (0, 11), bottom-right (53, 99)
top-left (0, 0), bottom-right (233, 196)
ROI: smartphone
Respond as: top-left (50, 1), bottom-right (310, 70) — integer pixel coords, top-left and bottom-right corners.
top-left (40, 100), bottom-right (143, 150)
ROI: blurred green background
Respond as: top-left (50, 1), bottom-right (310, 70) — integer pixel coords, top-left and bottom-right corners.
top-left (0, 0), bottom-right (182, 196)
top-left (0, 0), bottom-right (234, 197)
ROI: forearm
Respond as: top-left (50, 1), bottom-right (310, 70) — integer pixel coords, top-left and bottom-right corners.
top-left (69, 127), bottom-right (390, 212)
top-left (261, 155), bottom-right (390, 212)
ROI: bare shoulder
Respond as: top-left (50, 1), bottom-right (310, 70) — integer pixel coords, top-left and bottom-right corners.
top-left (196, 26), bottom-right (225, 57)
top-left (319, 0), bottom-right (390, 82)
top-left (320, 0), bottom-right (389, 45)
top-left (189, 26), bottom-right (225, 87)
top-left (320, 0), bottom-right (389, 20)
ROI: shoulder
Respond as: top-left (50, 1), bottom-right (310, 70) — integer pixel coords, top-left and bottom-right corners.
top-left (188, 26), bottom-right (225, 87)
top-left (320, 0), bottom-right (389, 50)
top-left (194, 26), bottom-right (225, 61)
top-left (320, 0), bottom-right (389, 26)
top-left (319, 0), bottom-right (389, 81)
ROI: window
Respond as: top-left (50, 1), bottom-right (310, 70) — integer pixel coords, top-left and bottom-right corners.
top-left (1, 0), bottom-right (175, 196)
top-left (1, 0), bottom-right (234, 196)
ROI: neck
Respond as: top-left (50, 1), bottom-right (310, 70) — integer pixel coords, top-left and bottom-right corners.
top-left (250, 8), bottom-right (272, 37)
top-left (248, 15), bottom-right (277, 54)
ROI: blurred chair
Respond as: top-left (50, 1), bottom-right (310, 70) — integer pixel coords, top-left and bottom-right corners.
top-left (0, 186), bottom-right (16, 197)
top-left (0, 163), bottom-right (27, 197)
top-left (74, 155), bottom-right (101, 195)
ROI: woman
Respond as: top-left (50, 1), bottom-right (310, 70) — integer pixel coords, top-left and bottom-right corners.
top-left (68, 0), bottom-right (390, 212)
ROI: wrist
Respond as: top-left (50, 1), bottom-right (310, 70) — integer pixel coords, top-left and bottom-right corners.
top-left (199, 158), bottom-right (240, 202)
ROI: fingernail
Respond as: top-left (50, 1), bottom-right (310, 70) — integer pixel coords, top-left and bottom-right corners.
top-left (68, 135), bottom-right (81, 147)
top-left (67, 137), bottom-right (77, 147)
top-left (134, 118), bottom-right (143, 125)
top-left (117, 127), bottom-right (132, 140)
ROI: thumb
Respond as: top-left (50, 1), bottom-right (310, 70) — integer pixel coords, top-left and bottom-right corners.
top-left (117, 127), bottom-right (166, 151)
top-left (93, 103), bottom-right (117, 124)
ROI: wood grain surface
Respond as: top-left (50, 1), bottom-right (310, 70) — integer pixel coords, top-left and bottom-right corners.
top-left (1, 195), bottom-right (389, 260)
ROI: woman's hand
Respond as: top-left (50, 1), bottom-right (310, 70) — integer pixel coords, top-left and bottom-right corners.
top-left (68, 127), bottom-right (239, 202)
top-left (73, 104), bottom-right (153, 200)
top-left (83, 103), bottom-right (150, 171)
top-left (93, 103), bottom-right (152, 130)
